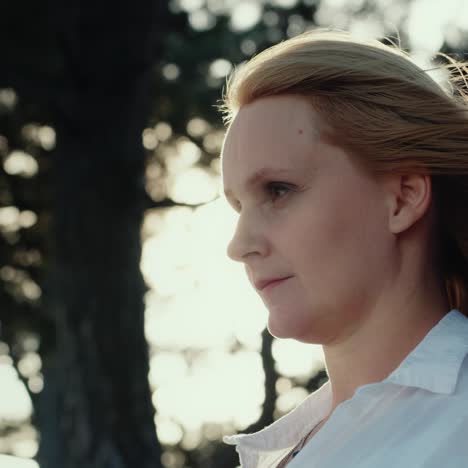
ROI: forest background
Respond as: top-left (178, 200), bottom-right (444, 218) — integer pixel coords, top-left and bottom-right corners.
top-left (1, 0), bottom-right (467, 467)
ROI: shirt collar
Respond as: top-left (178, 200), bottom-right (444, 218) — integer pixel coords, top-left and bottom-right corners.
top-left (224, 309), bottom-right (468, 454)
top-left (224, 379), bottom-right (332, 451)
top-left (383, 308), bottom-right (468, 394)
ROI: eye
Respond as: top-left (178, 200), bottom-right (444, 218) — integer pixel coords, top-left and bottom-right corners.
top-left (265, 182), bottom-right (292, 201)
top-left (225, 182), bottom-right (293, 213)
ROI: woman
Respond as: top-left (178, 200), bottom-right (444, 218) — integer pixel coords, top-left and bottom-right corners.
top-left (220, 29), bottom-right (468, 467)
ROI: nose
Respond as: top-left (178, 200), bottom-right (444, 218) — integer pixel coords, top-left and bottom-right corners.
top-left (226, 212), bottom-right (267, 262)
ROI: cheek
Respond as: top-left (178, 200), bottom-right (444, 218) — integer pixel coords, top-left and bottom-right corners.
top-left (292, 183), bottom-right (388, 277)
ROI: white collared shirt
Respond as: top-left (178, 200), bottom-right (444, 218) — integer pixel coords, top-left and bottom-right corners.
top-left (223, 309), bottom-right (468, 468)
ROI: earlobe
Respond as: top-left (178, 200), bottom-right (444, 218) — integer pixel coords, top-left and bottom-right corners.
top-left (387, 173), bottom-right (432, 235)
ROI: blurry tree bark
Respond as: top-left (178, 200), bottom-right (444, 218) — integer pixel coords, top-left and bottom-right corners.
top-left (32, 1), bottom-right (166, 467)
top-left (246, 329), bottom-right (279, 433)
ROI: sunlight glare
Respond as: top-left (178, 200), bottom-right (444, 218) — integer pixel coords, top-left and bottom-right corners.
top-left (0, 206), bottom-right (20, 229)
top-left (272, 340), bottom-right (325, 378)
top-left (162, 63), bottom-right (180, 81)
top-left (21, 280), bottom-right (42, 301)
top-left (275, 376), bottom-right (292, 394)
top-left (155, 416), bottom-right (184, 445)
top-left (409, 51), bottom-right (452, 96)
top-left (209, 59), bottom-right (233, 79)
top-left (12, 432), bottom-right (38, 459)
top-left (37, 126), bottom-right (56, 151)
top-left (276, 386), bottom-right (309, 414)
top-left (166, 138), bottom-right (202, 173)
top-left (142, 249), bottom-right (195, 298)
top-left (348, 18), bottom-right (385, 40)
top-left (189, 9), bottom-right (217, 31)
top-left (168, 168), bottom-right (218, 204)
top-left (146, 288), bottom-right (236, 348)
top-left (143, 128), bottom-right (159, 150)
top-left (4, 151), bottom-right (38, 177)
top-left (0, 88), bottom-right (17, 109)
top-left (154, 122), bottom-right (173, 141)
top-left (407, 0), bottom-right (460, 52)
top-left (17, 353), bottom-right (42, 379)
top-left (187, 118), bottom-right (210, 138)
top-left (28, 375), bottom-right (44, 394)
top-left (0, 363), bottom-right (33, 422)
top-left (321, 0), bottom-right (364, 8)
top-left (315, 1), bottom-right (356, 28)
top-left (454, 0), bottom-right (468, 32)
top-left (181, 429), bottom-right (203, 450)
top-left (271, 0), bottom-right (299, 8)
top-left (0, 456), bottom-right (38, 468)
top-left (202, 129), bottom-right (225, 153)
top-left (149, 353), bottom-right (189, 389)
top-left (18, 211), bottom-right (37, 229)
top-left (152, 350), bottom-right (264, 431)
top-left (206, 0), bottom-right (238, 15)
top-left (180, 0), bottom-right (204, 12)
top-left (230, 2), bottom-right (262, 32)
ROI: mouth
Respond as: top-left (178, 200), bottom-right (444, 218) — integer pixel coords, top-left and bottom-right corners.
top-left (258, 276), bottom-right (292, 292)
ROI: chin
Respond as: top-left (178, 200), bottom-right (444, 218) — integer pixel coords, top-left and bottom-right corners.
top-left (267, 313), bottom-right (322, 343)
top-left (267, 316), bottom-right (303, 340)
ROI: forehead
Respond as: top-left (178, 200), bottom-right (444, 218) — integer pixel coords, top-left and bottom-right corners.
top-left (221, 95), bottom-right (321, 194)
top-left (222, 95), bottom-right (320, 157)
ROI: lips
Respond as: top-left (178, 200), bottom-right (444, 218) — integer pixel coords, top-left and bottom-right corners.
top-left (254, 276), bottom-right (292, 291)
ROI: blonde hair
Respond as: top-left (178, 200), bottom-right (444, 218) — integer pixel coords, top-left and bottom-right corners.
top-left (219, 28), bottom-right (468, 315)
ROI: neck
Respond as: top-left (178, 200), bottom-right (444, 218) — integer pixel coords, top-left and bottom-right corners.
top-left (322, 276), bottom-right (449, 415)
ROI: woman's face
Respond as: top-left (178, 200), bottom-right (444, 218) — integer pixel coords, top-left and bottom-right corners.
top-left (221, 95), bottom-right (394, 344)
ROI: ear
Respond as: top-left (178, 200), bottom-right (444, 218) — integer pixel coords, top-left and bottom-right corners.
top-left (384, 173), bottom-right (432, 234)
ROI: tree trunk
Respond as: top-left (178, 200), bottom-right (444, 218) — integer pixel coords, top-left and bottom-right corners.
top-left (36, 1), bottom-right (166, 466)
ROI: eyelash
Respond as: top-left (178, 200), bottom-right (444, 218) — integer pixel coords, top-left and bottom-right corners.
top-left (229, 181), bottom-right (293, 212)
top-left (265, 182), bottom-right (292, 201)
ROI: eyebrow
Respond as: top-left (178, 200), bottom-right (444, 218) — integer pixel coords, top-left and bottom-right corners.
top-left (223, 168), bottom-right (297, 201)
